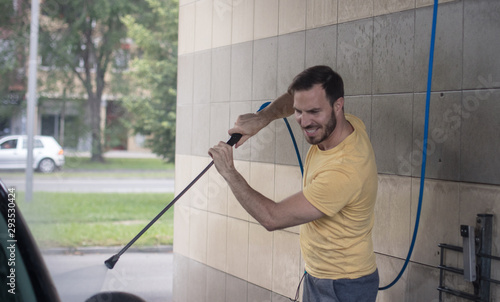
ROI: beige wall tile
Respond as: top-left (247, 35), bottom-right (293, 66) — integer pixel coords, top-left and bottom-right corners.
top-left (228, 160), bottom-right (251, 221)
top-left (212, 0), bottom-right (233, 48)
top-left (190, 156), bottom-right (212, 210)
top-left (249, 161), bottom-right (276, 224)
top-left (254, 0), bottom-right (279, 39)
top-left (207, 168), bottom-right (229, 215)
top-left (375, 254), bottom-right (407, 301)
top-left (250, 161), bottom-right (276, 200)
top-left (338, 0), bottom-right (373, 23)
top-left (373, 175), bottom-right (411, 259)
top-left (180, 0), bottom-right (197, 5)
top-left (373, 0), bottom-right (414, 16)
top-left (207, 212), bottom-right (228, 271)
top-left (195, 0), bottom-right (213, 52)
top-left (248, 223), bottom-right (274, 290)
top-left (279, 0), bottom-right (307, 35)
top-left (226, 217), bottom-right (249, 279)
top-left (272, 230), bottom-right (301, 298)
top-left (410, 179), bottom-right (460, 267)
top-left (232, 0), bottom-right (255, 44)
top-left (175, 154), bottom-right (193, 207)
top-left (189, 207), bottom-right (208, 263)
top-left (173, 205), bottom-right (190, 256)
top-left (416, 0), bottom-right (455, 8)
top-left (274, 164), bottom-right (303, 201)
top-left (306, 0), bottom-right (338, 29)
top-left (275, 164), bottom-right (303, 234)
top-left (407, 263), bottom-right (441, 302)
top-left (178, 3), bottom-right (196, 55)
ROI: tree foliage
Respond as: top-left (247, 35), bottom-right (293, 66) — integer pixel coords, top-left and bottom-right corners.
top-left (0, 0), bottom-right (29, 131)
top-left (120, 0), bottom-right (178, 162)
top-left (38, 0), bottom-right (147, 161)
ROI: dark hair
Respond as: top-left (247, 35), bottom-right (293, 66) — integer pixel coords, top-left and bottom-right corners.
top-left (287, 65), bottom-right (344, 106)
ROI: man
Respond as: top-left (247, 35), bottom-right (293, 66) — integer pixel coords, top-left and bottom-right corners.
top-left (208, 65), bottom-right (379, 301)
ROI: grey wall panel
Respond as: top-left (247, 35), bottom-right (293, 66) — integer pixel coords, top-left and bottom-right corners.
top-left (460, 89), bottom-right (500, 185)
top-left (344, 95), bottom-right (372, 139)
top-left (414, 1), bottom-right (463, 92)
top-left (211, 46), bottom-right (231, 103)
top-left (305, 24), bottom-right (337, 72)
top-left (176, 105), bottom-right (193, 155)
top-left (230, 42), bottom-right (254, 102)
top-left (250, 101), bottom-right (276, 164)
top-left (275, 115), bottom-right (304, 167)
top-left (463, 0), bottom-right (500, 90)
top-left (191, 104), bottom-right (211, 156)
top-left (193, 50), bottom-right (212, 104)
top-left (412, 92), bottom-right (461, 181)
top-left (373, 11), bottom-right (414, 94)
top-left (277, 31), bottom-right (306, 95)
top-left (209, 102), bottom-right (230, 147)
top-left (338, 19), bottom-right (373, 96)
top-left (252, 37), bottom-right (279, 100)
top-left (371, 93), bottom-right (413, 175)
top-left (177, 54), bottom-right (195, 105)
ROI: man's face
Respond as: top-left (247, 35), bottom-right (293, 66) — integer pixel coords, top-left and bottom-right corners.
top-left (293, 84), bottom-right (336, 149)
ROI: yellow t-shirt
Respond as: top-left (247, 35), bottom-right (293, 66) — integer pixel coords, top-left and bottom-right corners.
top-left (301, 114), bottom-right (378, 280)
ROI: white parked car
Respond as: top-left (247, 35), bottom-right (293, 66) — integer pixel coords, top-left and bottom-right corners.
top-left (0, 135), bottom-right (65, 173)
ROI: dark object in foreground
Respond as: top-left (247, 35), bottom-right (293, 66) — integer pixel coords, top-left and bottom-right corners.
top-left (0, 179), bottom-right (147, 301)
top-left (85, 291), bottom-right (146, 302)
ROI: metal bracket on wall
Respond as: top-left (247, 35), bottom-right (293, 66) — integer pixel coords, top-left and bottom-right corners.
top-left (437, 214), bottom-right (500, 302)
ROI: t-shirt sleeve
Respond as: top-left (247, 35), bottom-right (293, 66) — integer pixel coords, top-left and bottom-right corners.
top-left (302, 168), bottom-right (360, 217)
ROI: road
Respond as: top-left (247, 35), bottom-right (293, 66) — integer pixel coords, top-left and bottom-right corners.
top-left (0, 176), bottom-right (175, 193)
top-left (0, 166), bottom-right (176, 301)
top-left (43, 250), bottom-right (173, 302)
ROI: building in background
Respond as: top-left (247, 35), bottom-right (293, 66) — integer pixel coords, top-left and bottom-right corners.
top-left (0, 0), bottom-right (149, 154)
top-left (173, 0), bottom-right (500, 301)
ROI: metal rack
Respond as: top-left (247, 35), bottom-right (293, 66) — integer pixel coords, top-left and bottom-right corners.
top-left (438, 214), bottom-right (500, 301)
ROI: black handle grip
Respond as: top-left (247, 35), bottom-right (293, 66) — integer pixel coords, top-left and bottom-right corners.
top-left (226, 133), bottom-right (242, 146)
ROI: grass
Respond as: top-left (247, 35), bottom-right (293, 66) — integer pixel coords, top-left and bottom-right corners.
top-left (17, 191), bottom-right (175, 248)
top-left (64, 156), bottom-right (175, 171)
top-left (3, 157), bottom-right (176, 178)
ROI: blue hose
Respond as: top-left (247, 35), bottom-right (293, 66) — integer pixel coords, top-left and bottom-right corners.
top-left (378, 0), bottom-right (438, 290)
top-left (260, 0), bottom-right (437, 288)
top-left (257, 102), bottom-right (304, 176)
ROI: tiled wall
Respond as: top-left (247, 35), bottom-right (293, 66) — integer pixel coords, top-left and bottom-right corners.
top-left (174, 0), bottom-right (500, 300)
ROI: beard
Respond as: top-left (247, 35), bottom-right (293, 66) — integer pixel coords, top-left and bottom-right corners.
top-left (304, 111), bottom-right (337, 145)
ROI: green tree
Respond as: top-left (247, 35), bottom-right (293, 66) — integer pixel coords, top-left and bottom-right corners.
top-left (38, 0), bottom-right (147, 161)
top-left (119, 0), bottom-right (178, 162)
top-left (0, 0), bottom-right (28, 133)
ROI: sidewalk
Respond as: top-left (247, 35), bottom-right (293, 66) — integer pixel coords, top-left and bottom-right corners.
top-left (42, 245), bottom-right (173, 255)
top-left (65, 150), bottom-right (162, 159)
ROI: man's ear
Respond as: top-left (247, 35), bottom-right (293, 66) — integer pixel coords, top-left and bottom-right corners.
top-left (334, 97), bottom-right (345, 112)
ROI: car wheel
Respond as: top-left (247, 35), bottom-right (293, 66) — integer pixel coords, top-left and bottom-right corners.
top-left (38, 158), bottom-right (56, 173)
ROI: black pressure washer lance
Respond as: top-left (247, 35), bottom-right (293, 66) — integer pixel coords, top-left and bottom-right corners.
top-left (104, 133), bottom-right (242, 269)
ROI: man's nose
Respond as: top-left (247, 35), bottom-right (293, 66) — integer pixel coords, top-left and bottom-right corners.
top-left (299, 113), bottom-right (311, 128)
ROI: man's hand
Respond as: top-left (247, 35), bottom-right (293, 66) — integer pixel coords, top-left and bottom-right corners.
top-left (229, 92), bottom-right (295, 148)
top-left (208, 141), bottom-right (236, 180)
top-left (228, 113), bottom-right (269, 148)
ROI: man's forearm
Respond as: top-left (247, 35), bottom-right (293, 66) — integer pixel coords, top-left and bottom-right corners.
top-left (258, 92), bottom-right (295, 123)
top-left (222, 169), bottom-right (279, 231)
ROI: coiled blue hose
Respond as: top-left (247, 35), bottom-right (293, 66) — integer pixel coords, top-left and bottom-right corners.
top-left (259, 0), bottom-right (438, 289)
top-left (257, 102), bottom-right (304, 176)
top-left (378, 0), bottom-right (438, 290)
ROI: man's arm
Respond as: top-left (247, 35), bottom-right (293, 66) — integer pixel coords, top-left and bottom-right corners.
top-left (229, 92), bottom-right (295, 148)
top-left (208, 141), bottom-right (324, 231)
